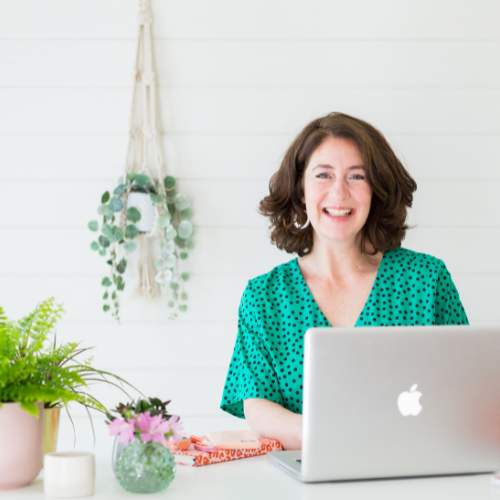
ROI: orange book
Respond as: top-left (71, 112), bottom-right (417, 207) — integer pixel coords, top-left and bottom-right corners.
top-left (164, 435), bottom-right (282, 467)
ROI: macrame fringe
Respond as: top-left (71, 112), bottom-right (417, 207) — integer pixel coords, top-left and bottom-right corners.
top-left (134, 238), bottom-right (158, 300)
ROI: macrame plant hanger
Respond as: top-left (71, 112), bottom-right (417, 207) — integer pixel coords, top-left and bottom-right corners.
top-left (121, 0), bottom-right (165, 299)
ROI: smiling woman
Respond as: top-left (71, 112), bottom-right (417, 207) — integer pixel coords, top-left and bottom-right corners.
top-left (220, 112), bottom-right (469, 450)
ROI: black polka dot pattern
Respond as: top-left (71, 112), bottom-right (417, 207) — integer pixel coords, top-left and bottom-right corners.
top-left (220, 247), bottom-right (469, 418)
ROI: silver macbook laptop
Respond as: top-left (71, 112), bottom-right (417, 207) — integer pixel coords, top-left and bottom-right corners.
top-left (268, 325), bottom-right (500, 482)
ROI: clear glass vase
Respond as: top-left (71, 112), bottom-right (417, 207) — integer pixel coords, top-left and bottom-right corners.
top-left (114, 441), bottom-right (176, 494)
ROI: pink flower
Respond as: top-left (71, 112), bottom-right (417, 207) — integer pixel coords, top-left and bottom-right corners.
top-left (166, 415), bottom-right (184, 442)
top-left (108, 418), bottom-right (136, 446)
top-left (137, 412), bottom-right (179, 444)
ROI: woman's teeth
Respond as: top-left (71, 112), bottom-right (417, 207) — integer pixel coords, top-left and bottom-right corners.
top-left (324, 208), bottom-right (353, 216)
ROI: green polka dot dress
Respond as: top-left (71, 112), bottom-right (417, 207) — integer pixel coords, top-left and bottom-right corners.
top-left (220, 247), bottom-right (469, 418)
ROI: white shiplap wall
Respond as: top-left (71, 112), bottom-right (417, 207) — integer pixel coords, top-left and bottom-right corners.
top-left (1, 0), bottom-right (499, 456)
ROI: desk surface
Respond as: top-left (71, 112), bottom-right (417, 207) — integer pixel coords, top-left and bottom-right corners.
top-left (6, 456), bottom-right (500, 500)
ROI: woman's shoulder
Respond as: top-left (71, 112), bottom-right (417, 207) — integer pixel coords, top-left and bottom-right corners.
top-left (384, 246), bottom-right (448, 275)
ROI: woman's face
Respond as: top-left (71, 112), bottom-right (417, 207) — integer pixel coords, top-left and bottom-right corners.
top-left (302, 136), bottom-right (372, 246)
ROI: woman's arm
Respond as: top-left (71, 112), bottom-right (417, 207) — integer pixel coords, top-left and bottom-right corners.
top-left (244, 398), bottom-right (302, 450)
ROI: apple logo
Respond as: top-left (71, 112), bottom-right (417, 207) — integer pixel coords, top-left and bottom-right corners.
top-left (397, 384), bottom-right (423, 416)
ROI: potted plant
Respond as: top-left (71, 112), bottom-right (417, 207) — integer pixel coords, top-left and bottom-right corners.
top-left (106, 397), bottom-right (183, 494)
top-left (88, 173), bottom-right (194, 321)
top-left (0, 298), bottom-right (141, 490)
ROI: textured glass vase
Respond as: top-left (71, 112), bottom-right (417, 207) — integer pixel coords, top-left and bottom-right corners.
top-left (114, 441), bottom-right (176, 494)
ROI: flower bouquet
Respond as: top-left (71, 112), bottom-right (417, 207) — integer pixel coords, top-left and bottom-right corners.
top-left (107, 397), bottom-right (183, 494)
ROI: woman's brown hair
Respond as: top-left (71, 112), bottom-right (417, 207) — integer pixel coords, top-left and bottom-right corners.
top-left (259, 112), bottom-right (417, 257)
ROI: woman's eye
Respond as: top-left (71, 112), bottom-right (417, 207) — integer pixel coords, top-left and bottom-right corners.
top-left (350, 174), bottom-right (365, 180)
top-left (316, 173), bottom-right (330, 178)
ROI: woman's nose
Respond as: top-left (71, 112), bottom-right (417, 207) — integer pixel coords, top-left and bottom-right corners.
top-left (329, 178), bottom-right (349, 200)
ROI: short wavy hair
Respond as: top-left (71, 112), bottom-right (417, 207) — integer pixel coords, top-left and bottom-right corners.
top-left (259, 112), bottom-right (417, 257)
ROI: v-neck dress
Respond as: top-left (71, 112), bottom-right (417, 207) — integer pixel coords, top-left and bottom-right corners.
top-left (220, 247), bottom-right (469, 418)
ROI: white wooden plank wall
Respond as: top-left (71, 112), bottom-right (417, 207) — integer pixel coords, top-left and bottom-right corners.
top-left (1, 0), bottom-right (499, 456)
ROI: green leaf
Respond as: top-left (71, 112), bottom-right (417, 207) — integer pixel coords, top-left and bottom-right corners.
top-left (126, 172), bottom-right (138, 181)
top-left (101, 223), bottom-right (113, 238)
top-left (181, 292), bottom-right (188, 301)
top-left (116, 280), bottom-right (125, 292)
top-left (125, 224), bottom-right (140, 239)
top-left (173, 291), bottom-right (179, 300)
top-left (117, 258), bottom-right (127, 274)
top-left (186, 240), bottom-right (195, 250)
top-left (97, 204), bottom-right (110, 216)
top-left (101, 191), bottom-right (110, 204)
top-left (178, 220), bottom-right (193, 239)
top-left (98, 235), bottom-right (110, 248)
top-left (106, 259), bottom-right (113, 265)
top-left (88, 220), bottom-right (99, 232)
top-left (179, 305), bottom-right (188, 313)
top-left (109, 226), bottom-right (124, 243)
top-left (166, 225), bottom-right (177, 241)
top-left (112, 291), bottom-right (117, 300)
top-left (179, 207), bottom-right (194, 220)
top-left (174, 236), bottom-right (186, 248)
top-left (99, 249), bottom-right (106, 256)
top-left (170, 282), bottom-right (180, 291)
top-left (103, 305), bottom-right (110, 312)
top-left (108, 197), bottom-right (124, 213)
top-left (113, 184), bottom-right (127, 196)
top-left (181, 272), bottom-right (190, 281)
top-left (103, 291), bottom-right (109, 299)
top-left (165, 254), bottom-right (176, 268)
top-left (157, 214), bottom-right (170, 228)
top-left (164, 176), bottom-right (176, 190)
top-left (102, 277), bottom-right (112, 287)
top-left (123, 241), bottom-right (137, 254)
top-left (90, 241), bottom-right (99, 251)
top-left (167, 300), bottom-right (174, 308)
top-left (154, 258), bottom-right (163, 269)
top-left (134, 174), bottom-right (150, 187)
top-left (126, 207), bottom-right (141, 223)
top-left (150, 193), bottom-right (164, 204)
top-left (180, 252), bottom-right (188, 260)
top-left (174, 193), bottom-right (190, 211)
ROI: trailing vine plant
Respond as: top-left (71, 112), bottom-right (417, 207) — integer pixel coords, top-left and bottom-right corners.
top-left (88, 173), bottom-right (194, 321)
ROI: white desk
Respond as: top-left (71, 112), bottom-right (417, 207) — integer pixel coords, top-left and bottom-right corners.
top-left (5, 456), bottom-right (500, 500)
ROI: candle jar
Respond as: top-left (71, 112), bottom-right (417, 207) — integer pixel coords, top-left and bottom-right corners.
top-left (114, 441), bottom-right (175, 494)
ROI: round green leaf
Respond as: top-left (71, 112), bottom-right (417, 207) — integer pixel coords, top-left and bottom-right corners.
top-left (166, 225), bottom-right (177, 241)
top-left (103, 304), bottom-right (110, 312)
top-left (102, 277), bottom-right (112, 287)
top-left (117, 259), bottom-right (127, 274)
top-left (174, 193), bottom-right (190, 211)
top-left (109, 226), bottom-right (124, 243)
top-left (126, 207), bottom-right (141, 223)
top-left (123, 241), bottom-right (137, 254)
top-left (90, 241), bottom-right (99, 251)
top-left (113, 184), bottom-right (127, 196)
top-left (167, 300), bottom-right (174, 308)
top-left (180, 252), bottom-right (188, 260)
top-left (181, 272), bottom-right (190, 281)
top-left (125, 224), bottom-right (140, 239)
top-left (150, 193), bottom-right (164, 204)
top-left (165, 254), bottom-right (176, 268)
top-left (101, 223), bottom-right (113, 237)
top-left (179, 305), bottom-right (188, 313)
top-left (99, 249), bottom-right (106, 256)
top-left (98, 235), bottom-right (110, 248)
top-left (101, 191), bottom-right (110, 204)
top-left (186, 240), bottom-right (195, 250)
top-left (88, 220), bottom-right (99, 232)
top-left (108, 197), bottom-right (124, 213)
top-left (157, 214), bottom-right (171, 228)
top-left (181, 292), bottom-right (188, 301)
top-left (174, 236), bottom-right (185, 248)
top-left (178, 220), bottom-right (193, 239)
top-left (97, 204), bottom-right (110, 216)
top-left (164, 176), bottom-right (176, 191)
top-left (134, 174), bottom-right (150, 187)
top-left (154, 258), bottom-right (163, 269)
top-left (170, 282), bottom-right (180, 291)
top-left (179, 207), bottom-right (194, 220)
top-left (103, 291), bottom-right (109, 299)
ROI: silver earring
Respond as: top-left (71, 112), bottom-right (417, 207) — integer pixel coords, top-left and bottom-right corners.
top-left (294, 211), bottom-right (310, 230)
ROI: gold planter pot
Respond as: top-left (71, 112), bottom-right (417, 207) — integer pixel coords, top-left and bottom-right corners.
top-left (42, 406), bottom-right (61, 466)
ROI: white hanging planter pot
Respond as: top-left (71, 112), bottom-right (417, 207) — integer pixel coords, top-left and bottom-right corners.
top-left (127, 192), bottom-right (156, 233)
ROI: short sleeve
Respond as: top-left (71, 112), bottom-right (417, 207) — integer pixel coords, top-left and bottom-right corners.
top-left (434, 261), bottom-right (469, 325)
top-left (220, 285), bottom-right (285, 418)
